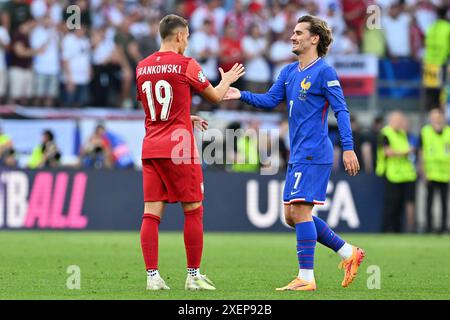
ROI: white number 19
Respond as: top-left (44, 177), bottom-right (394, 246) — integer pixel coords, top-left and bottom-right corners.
top-left (141, 80), bottom-right (173, 121)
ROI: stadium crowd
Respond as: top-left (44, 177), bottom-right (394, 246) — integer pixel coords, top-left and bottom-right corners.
top-left (0, 0), bottom-right (448, 109)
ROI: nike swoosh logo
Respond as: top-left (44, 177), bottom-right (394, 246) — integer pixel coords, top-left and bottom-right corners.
top-left (284, 82), bottom-right (290, 85)
top-left (297, 250), bottom-right (304, 254)
top-left (291, 190), bottom-right (300, 195)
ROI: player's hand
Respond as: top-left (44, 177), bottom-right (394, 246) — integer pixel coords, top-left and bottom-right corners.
top-left (223, 87), bottom-right (241, 100)
top-left (191, 115), bottom-right (208, 131)
top-left (343, 150), bottom-right (360, 176)
top-left (219, 63), bottom-right (245, 85)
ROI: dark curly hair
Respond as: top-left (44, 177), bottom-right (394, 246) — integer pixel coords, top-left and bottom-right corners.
top-left (297, 15), bottom-right (333, 57)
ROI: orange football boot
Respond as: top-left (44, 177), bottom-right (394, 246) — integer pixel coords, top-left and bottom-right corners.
top-left (276, 277), bottom-right (317, 291)
top-left (338, 246), bottom-right (366, 287)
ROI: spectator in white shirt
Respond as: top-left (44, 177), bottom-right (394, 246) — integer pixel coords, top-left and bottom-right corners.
top-left (330, 28), bottom-right (360, 55)
top-left (383, 3), bottom-right (412, 58)
top-left (62, 25), bottom-right (91, 107)
top-left (269, 31), bottom-right (296, 82)
top-left (0, 25), bottom-right (10, 103)
top-left (190, 0), bottom-right (226, 35)
top-left (31, 0), bottom-right (63, 26)
top-left (242, 23), bottom-right (271, 95)
top-left (188, 19), bottom-right (219, 85)
top-left (30, 15), bottom-right (60, 107)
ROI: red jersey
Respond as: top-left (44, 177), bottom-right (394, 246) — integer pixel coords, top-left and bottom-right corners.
top-left (136, 51), bottom-right (210, 159)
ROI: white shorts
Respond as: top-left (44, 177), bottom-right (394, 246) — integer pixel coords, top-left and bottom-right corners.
top-left (34, 73), bottom-right (59, 98)
top-left (9, 67), bottom-right (33, 99)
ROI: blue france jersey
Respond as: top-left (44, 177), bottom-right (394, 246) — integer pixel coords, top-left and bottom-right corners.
top-left (240, 57), bottom-right (354, 164)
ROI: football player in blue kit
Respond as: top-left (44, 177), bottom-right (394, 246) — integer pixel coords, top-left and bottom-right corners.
top-left (224, 15), bottom-right (365, 291)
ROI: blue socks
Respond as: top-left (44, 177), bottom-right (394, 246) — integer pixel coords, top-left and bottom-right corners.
top-left (313, 216), bottom-right (345, 252)
top-left (295, 221), bottom-right (317, 270)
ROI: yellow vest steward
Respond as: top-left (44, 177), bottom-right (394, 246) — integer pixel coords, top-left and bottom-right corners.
top-left (376, 126), bottom-right (417, 183)
top-left (420, 125), bottom-right (450, 183)
top-left (232, 136), bottom-right (259, 172)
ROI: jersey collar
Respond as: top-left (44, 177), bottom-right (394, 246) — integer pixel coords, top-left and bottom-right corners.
top-left (298, 57), bottom-right (321, 72)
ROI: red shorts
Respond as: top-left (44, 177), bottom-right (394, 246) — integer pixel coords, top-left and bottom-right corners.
top-left (142, 158), bottom-right (204, 203)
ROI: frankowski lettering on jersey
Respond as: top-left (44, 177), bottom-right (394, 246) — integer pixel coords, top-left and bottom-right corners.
top-left (137, 64), bottom-right (182, 76)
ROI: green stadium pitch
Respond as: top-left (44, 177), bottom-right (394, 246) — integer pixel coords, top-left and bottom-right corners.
top-left (0, 231), bottom-right (449, 300)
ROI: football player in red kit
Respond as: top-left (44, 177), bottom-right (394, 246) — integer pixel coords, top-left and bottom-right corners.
top-left (136, 14), bottom-right (245, 290)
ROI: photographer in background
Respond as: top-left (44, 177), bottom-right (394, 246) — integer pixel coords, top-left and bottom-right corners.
top-left (28, 129), bottom-right (61, 169)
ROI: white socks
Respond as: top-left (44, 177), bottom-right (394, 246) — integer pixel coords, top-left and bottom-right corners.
top-left (147, 269), bottom-right (160, 278)
top-left (187, 268), bottom-right (200, 277)
top-left (337, 243), bottom-right (354, 260)
top-left (298, 269), bottom-right (314, 282)
top-left (148, 269), bottom-right (201, 278)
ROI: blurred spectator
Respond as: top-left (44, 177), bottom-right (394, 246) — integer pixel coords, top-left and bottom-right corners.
top-left (62, 25), bottom-right (91, 108)
top-left (341, 0), bottom-right (367, 45)
top-left (418, 109), bottom-right (450, 233)
top-left (80, 124), bottom-right (114, 169)
top-left (413, 0), bottom-right (438, 35)
top-left (1, 0), bottom-right (32, 33)
top-left (320, 2), bottom-right (346, 39)
top-left (332, 115), bottom-right (371, 173)
top-left (30, 14), bottom-right (60, 107)
top-left (330, 28), bottom-right (359, 55)
top-left (136, 18), bottom-right (160, 58)
top-left (246, 1), bottom-right (270, 35)
top-left (242, 23), bottom-right (271, 95)
top-left (268, 1), bottom-right (288, 35)
top-left (0, 126), bottom-right (17, 167)
top-left (190, 0), bottom-right (226, 35)
top-left (366, 115), bottom-right (385, 174)
top-left (351, 115), bottom-right (372, 173)
top-left (80, 123), bottom-right (134, 169)
top-left (230, 121), bottom-right (260, 173)
top-left (114, 17), bottom-right (142, 108)
top-left (269, 30), bottom-right (295, 82)
top-left (9, 19), bottom-right (41, 106)
top-left (362, 15), bottom-right (386, 57)
top-left (0, 23), bottom-right (9, 104)
top-left (224, 0), bottom-right (251, 40)
top-left (31, 0), bottom-right (63, 26)
top-left (219, 22), bottom-right (244, 109)
top-left (90, 27), bottom-right (130, 107)
top-left (409, 14), bottom-right (424, 60)
top-left (104, 0), bottom-right (126, 28)
top-left (189, 19), bottom-right (219, 85)
top-left (377, 111), bottom-right (417, 233)
top-left (422, 5), bottom-right (450, 111)
top-left (28, 129), bottom-right (61, 169)
top-left (383, 2), bottom-right (412, 58)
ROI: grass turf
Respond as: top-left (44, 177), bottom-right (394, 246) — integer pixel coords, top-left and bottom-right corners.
top-left (0, 231), bottom-right (449, 300)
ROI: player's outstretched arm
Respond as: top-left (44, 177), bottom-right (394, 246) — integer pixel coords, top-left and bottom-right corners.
top-left (224, 67), bottom-right (288, 110)
top-left (200, 63), bottom-right (245, 104)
